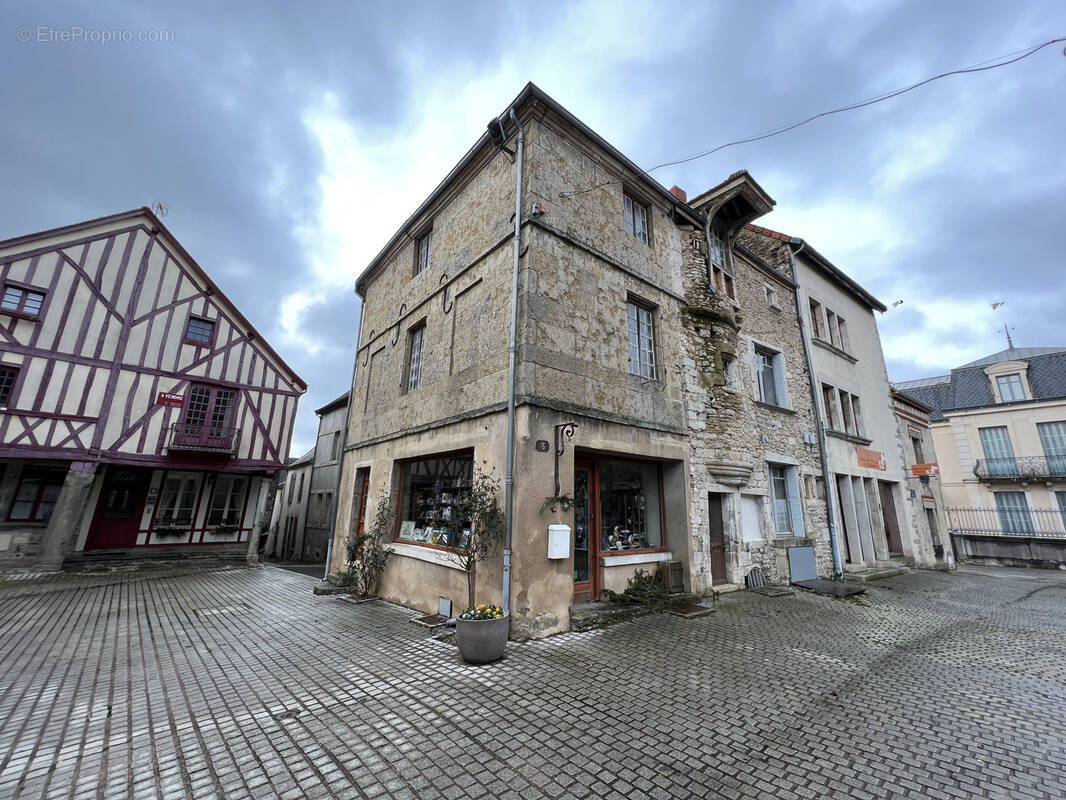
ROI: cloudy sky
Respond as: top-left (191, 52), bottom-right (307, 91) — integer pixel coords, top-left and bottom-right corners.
top-left (3, 1), bottom-right (1063, 456)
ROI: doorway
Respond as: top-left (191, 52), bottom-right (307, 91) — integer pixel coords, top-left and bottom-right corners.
top-left (573, 461), bottom-right (598, 604)
top-left (878, 481), bottom-right (903, 555)
top-left (707, 492), bottom-right (728, 583)
top-left (86, 467), bottom-right (151, 549)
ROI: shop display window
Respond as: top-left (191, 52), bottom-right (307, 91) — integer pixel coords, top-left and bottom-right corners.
top-left (598, 459), bottom-right (663, 551)
top-left (396, 452), bottom-right (473, 548)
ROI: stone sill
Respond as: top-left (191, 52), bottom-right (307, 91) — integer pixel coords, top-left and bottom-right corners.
top-left (772, 537), bottom-right (812, 550)
top-left (600, 551), bottom-right (673, 567)
top-left (388, 542), bottom-right (464, 571)
top-left (826, 429), bottom-right (873, 446)
top-left (754, 400), bottom-right (795, 415)
top-left (812, 337), bottom-right (858, 364)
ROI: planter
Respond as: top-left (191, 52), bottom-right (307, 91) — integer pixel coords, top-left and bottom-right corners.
top-left (455, 614), bottom-right (509, 664)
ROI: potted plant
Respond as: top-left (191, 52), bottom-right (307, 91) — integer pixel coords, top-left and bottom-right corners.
top-left (440, 467), bottom-right (507, 664)
top-left (332, 489), bottom-right (393, 599)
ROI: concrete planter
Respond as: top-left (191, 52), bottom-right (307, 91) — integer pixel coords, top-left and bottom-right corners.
top-left (455, 615), bottom-right (509, 664)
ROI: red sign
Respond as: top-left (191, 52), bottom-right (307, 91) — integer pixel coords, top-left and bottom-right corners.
top-left (911, 463), bottom-right (939, 477)
top-left (856, 447), bottom-right (887, 470)
top-left (156, 391), bottom-right (185, 407)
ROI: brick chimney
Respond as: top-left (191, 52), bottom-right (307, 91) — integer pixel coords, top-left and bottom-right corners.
top-left (670, 185), bottom-right (687, 203)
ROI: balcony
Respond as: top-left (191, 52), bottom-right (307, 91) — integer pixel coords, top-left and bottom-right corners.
top-left (947, 507), bottom-right (1066, 539)
top-left (168, 422), bottom-right (238, 454)
top-left (972, 456), bottom-right (1066, 482)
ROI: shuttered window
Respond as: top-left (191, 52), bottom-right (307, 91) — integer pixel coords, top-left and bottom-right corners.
top-left (994, 491), bottom-right (1033, 534)
top-left (979, 426), bottom-right (1016, 478)
top-left (1038, 421), bottom-right (1066, 475)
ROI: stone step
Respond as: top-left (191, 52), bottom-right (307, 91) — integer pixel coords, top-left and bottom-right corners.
top-left (843, 566), bottom-right (911, 583)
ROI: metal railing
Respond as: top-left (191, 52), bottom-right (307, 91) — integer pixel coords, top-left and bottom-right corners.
top-left (168, 422), bottom-right (239, 453)
top-left (973, 455), bottom-right (1066, 481)
top-left (947, 507), bottom-right (1066, 539)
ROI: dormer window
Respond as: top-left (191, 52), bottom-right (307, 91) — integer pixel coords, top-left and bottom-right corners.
top-left (996, 373), bottom-right (1026, 402)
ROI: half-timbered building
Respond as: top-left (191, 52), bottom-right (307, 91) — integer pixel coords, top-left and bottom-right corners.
top-left (0, 208), bottom-right (305, 566)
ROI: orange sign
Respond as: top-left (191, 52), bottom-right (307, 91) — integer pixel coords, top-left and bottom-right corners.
top-left (856, 447), bottom-right (887, 470)
top-left (911, 463), bottom-right (939, 477)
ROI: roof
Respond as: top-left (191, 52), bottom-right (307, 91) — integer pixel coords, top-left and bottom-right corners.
top-left (890, 388), bottom-right (933, 414)
top-left (745, 224), bottom-right (887, 312)
top-left (354, 82), bottom-right (705, 296)
top-left (315, 390), bottom-right (349, 416)
top-left (288, 447), bottom-right (315, 468)
top-left (0, 207), bottom-right (307, 392)
top-left (895, 348), bottom-right (1066, 422)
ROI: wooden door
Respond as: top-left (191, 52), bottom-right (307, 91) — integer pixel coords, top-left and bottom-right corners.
top-left (573, 461), bottom-right (599, 603)
top-left (86, 467), bottom-right (151, 550)
top-left (879, 481), bottom-right (903, 555)
top-left (353, 468), bottom-right (370, 538)
top-left (708, 493), bottom-right (728, 582)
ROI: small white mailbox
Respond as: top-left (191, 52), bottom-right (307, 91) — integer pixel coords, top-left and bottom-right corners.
top-left (547, 524), bottom-right (571, 559)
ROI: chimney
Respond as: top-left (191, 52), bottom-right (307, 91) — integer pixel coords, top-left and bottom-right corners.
top-left (669, 185), bottom-right (687, 203)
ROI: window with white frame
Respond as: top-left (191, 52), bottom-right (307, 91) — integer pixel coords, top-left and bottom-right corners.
top-left (1038, 421), bottom-right (1066, 475)
top-left (996, 373), bottom-right (1026, 402)
top-left (207, 475), bottom-right (248, 527)
top-left (768, 464), bottom-right (804, 536)
top-left (404, 322), bottom-right (426, 393)
top-left (156, 475), bottom-right (200, 528)
top-left (627, 300), bottom-right (657, 380)
top-left (755, 346), bottom-right (786, 407)
top-left (707, 228), bottom-right (734, 300)
top-left (624, 194), bottom-right (650, 244)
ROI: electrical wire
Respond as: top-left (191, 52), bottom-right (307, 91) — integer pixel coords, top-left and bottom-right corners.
top-left (559, 36), bottom-right (1066, 199)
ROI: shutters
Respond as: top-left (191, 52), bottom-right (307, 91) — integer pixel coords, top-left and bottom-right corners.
top-left (1038, 421), bottom-right (1066, 475)
top-left (786, 467), bottom-right (806, 538)
top-left (994, 491), bottom-right (1033, 534)
top-left (979, 426), bottom-right (1016, 477)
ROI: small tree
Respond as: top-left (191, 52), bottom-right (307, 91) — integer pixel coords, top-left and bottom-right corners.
top-left (335, 490), bottom-right (393, 598)
top-left (440, 468), bottom-right (505, 611)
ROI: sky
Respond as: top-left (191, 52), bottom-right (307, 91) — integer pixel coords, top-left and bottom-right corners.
top-left (2, 1), bottom-right (1064, 457)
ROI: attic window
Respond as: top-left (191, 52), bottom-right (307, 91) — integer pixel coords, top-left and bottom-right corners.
top-left (1, 283), bottom-right (47, 320)
top-left (996, 373), bottom-right (1026, 402)
top-left (184, 317), bottom-right (215, 346)
top-left (708, 229), bottom-right (734, 300)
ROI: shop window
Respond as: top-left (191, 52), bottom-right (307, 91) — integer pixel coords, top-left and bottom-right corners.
top-left (156, 475), bottom-right (200, 528)
top-left (207, 475), bottom-right (247, 527)
top-left (183, 316), bottom-right (215, 346)
top-left (755, 346), bottom-right (786, 407)
top-left (599, 459), bottom-right (663, 551)
top-left (7, 466), bottom-right (66, 522)
top-left (768, 464), bottom-right (803, 536)
top-left (404, 322), bottom-right (425, 393)
top-left (0, 365), bottom-right (19, 406)
top-left (627, 300), bottom-right (657, 380)
top-left (414, 229), bottom-right (432, 275)
top-left (624, 194), bottom-right (649, 244)
top-left (1, 283), bottom-right (47, 319)
top-left (396, 452), bottom-right (473, 547)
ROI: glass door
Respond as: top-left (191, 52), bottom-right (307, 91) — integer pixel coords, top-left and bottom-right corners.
top-left (573, 462), bottom-right (598, 603)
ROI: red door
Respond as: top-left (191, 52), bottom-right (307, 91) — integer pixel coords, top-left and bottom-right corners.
top-left (86, 467), bottom-right (152, 550)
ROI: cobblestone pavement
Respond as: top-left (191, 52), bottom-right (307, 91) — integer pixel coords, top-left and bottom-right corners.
top-left (2, 563), bottom-right (1065, 800)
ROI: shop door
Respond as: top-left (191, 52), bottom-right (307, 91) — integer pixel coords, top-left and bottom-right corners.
top-left (878, 481), bottom-right (904, 555)
top-left (573, 462), bottom-right (599, 604)
top-left (708, 493), bottom-right (728, 582)
top-left (86, 467), bottom-right (151, 550)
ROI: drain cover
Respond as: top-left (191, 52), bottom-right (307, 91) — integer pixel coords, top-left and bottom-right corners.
top-left (271, 709), bottom-right (302, 722)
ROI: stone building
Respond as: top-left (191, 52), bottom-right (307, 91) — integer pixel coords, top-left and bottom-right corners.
top-left (303, 391), bottom-right (348, 563)
top-left (328, 84), bottom-right (832, 637)
top-left (267, 447), bottom-right (313, 561)
top-left (890, 388), bottom-right (950, 568)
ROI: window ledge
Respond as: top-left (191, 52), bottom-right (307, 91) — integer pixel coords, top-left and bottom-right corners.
top-left (754, 400), bottom-right (795, 415)
top-left (812, 337), bottom-right (858, 363)
top-left (825, 429), bottom-right (873, 446)
top-left (600, 550), bottom-right (672, 567)
top-left (773, 536), bottom-right (811, 549)
top-left (0, 310), bottom-right (41, 323)
top-left (388, 541), bottom-right (465, 571)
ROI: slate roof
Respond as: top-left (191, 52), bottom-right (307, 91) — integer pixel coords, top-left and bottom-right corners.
top-left (896, 348), bottom-right (1066, 422)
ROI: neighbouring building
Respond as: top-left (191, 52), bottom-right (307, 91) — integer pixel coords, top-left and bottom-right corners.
top-left (890, 388), bottom-right (950, 568)
top-left (267, 448), bottom-right (313, 561)
top-left (328, 84), bottom-right (835, 638)
top-left (743, 226), bottom-right (930, 570)
top-left (898, 346), bottom-right (1066, 567)
top-left (0, 208), bottom-right (305, 567)
top-left (305, 391), bottom-right (348, 563)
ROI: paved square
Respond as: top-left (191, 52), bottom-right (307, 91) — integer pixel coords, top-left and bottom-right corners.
top-left (1, 563), bottom-right (1064, 799)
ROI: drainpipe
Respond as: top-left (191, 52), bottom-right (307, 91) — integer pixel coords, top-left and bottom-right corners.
top-left (322, 301), bottom-right (365, 582)
top-left (502, 108), bottom-right (524, 615)
top-left (786, 240), bottom-right (845, 578)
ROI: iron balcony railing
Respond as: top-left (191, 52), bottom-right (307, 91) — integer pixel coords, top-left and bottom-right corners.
top-left (168, 422), bottom-right (239, 453)
top-left (972, 455), bottom-right (1066, 481)
top-left (947, 507), bottom-right (1066, 539)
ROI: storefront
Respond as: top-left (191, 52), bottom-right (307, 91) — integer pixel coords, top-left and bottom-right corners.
top-left (394, 450), bottom-right (474, 549)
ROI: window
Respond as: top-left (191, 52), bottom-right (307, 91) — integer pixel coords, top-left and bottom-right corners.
top-left (624, 194), bottom-right (649, 244)
top-left (1, 284), bottom-right (46, 318)
top-left (764, 285), bottom-right (781, 310)
top-left (808, 299), bottom-right (824, 340)
top-left (768, 464), bottom-right (803, 536)
top-left (7, 466), bottom-right (66, 522)
top-left (156, 475), bottom-right (200, 528)
top-left (331, 431), bottom-right (341, 461)
top-left (1057, 492), bottom-right (1066, 527)
top-left (396, 452), bottom-right (474, 546)
top-left (0, 365), bottom-right (19, 406)
top-left (287, 477), bottom-right (295, 504)
top-left (183, 384), bottom-right (235, 429)
top-left (404, 322), bottom-right (425, 393)
top-left (911, 434), bottom-right (925, 465)
top-left (839, 391), bottom-right (854, 434)
top-left (850, 395), bottom-right (863, 437)
top-left (207, 475), bottom-right (248, 527)
top-left (707, 228), bottom-right (734, 300)
top-left (822, 384), bottom-right (840, 430)
top-left (837, 317), bottom-right (850, 351)
top-left (599, 459), bottom-right (664, 551)
top-left (721, 354), bottom-right (736, 389)
top-left (627, 301), bottom-right (656, 380)
top-left (184, 317), bottom-right (215, 346)
top-left (996, 373), bottom-right (1026, 402)
top-left (415, 230), bottom-right (432, 275)
top-left (1038, 421), bottom-right (1066, 476)
top-left (755, 346), bottom-right (785, 407)
top-left (979, 426), bottom-right (1016, 477)
top-left (994, 491), bottom-right (1033, 534)
top-left (925, 506), bottom-right (942, 547)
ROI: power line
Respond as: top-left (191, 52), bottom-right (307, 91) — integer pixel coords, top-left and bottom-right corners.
top-left (559, 36), bottom-right (1066, 199)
